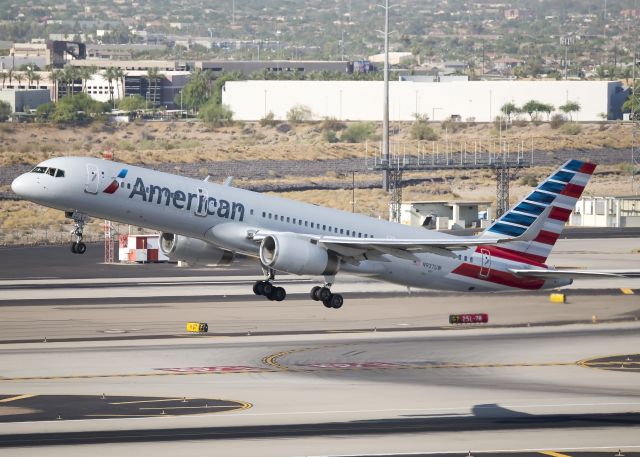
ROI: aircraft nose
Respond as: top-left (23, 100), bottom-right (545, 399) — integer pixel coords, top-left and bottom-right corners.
top-left (11, 174), bottom-right (30, 197)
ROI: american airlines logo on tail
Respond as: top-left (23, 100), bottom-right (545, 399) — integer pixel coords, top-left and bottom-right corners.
top-left (103, 169), bottom-right (128, 194)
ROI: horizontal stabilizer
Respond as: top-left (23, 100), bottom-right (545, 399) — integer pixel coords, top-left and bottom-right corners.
top-left (508, 268), bottom-right (628, 279)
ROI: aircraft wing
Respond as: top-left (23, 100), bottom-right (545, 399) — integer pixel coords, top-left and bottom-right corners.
top-left (508, 269), bottom-right (631, 279)
top-left (315, 234), bottom-right (528, 261)
top-left (249, 230), bottom-right (530, 261)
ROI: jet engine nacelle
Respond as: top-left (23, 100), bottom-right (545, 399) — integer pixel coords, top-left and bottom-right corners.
top-left (259, 234), bottom-right (339, 276)
top-left (160, 232), bottom-right (234, 266)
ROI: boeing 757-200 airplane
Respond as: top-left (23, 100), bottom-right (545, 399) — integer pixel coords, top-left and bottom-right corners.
top-left (11, 157), bottom-right (621, 308)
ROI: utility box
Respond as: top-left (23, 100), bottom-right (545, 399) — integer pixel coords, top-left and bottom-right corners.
top-left (119, 234), bottom-right (169, 263)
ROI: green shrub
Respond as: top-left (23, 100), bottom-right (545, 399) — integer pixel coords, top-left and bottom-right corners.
top-left (286, 104), bottom-right (312, 123)
top-left (321, 117), bottom-right (346, 131)
top-left (35, 102), bottom-right (55, 122)
top-left (0, 100), bottom-right (12, 122)
top-left (259, 111), bottom-right (278, 127)
top-left (323, 129), bottom-right (339, 143)
top-left (550, 113), bottom-right (567, 129)
top-left (198, 102), bottom-right (233, 126)
top-left (493, 115), bottom-right (509, 131)
top-left (410, 120), bottom-right (438, 140)
top-left (560, 122), bottom-right (582, 135)
top-left (340, 122), bottom-right (375, 143)
top-left (519, 174), bottom-right (539, 187)
top-left (118, 95), bottom-right (146, 112)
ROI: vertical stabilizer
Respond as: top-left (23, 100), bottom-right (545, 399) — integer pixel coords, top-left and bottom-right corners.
top-left (482, 159), bottom-right (596, 263)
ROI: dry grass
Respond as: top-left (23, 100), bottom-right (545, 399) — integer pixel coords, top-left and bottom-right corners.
top-left (0, 121), bottom-right (635, 166)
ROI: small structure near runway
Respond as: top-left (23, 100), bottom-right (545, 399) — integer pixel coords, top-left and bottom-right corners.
top-left (118, 234), bottom-right (169, 263)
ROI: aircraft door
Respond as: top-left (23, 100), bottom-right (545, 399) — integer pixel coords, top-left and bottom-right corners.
top-left (85, 164), bottom-right (99, 194)
top-left (479, 248), bottom-right (491, 278)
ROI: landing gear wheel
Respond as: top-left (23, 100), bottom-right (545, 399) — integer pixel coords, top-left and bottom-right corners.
top-left (75, 242), bottom-right (87, 254)
top-left (253, 281), bottom-right (264, 295)
top-left (310, 286), bottom-right (321, 301)
top-left (322, 298), bottom-right (333, 308)
top-left (71, 242), bottom-right (77, 253)
top-left (329, 294), bottom-right (343, 309)
top-left (318, 287), bottom-right (332, 301)
top-left (273, 287), bottom-right (286, 302)
top-left (262, 281), bottom-right (274, 296)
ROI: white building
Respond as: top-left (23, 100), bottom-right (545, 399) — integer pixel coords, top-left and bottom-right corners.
top-left (222, 80), bottom-right (628, 122)
top-left (570, 196), bottom-right (640, 228)
top-left (399, 200), bottom-right (492, 230)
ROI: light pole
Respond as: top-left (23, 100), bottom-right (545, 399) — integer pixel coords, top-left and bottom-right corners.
top-left (380, 0), bottom-right (390, 191)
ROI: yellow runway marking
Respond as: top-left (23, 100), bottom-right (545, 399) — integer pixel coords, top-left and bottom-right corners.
top-left (540, 451), bottom-right (573, 457)
top-left (621, 288), bottom-right (635, 295)
top-left (0, 394), bottom-right (36, 403)
top-left (139, 405), bottom-right (233, 410)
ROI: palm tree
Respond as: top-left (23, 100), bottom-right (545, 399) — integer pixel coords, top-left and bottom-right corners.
top-left (62, 65), bottom-right (80, 96)
top-left (113, 67), bottom-right (124, 101)
top-left (0, 71), bottom-right (6, 88)
top-left (146, 67), bottom-right (160, 108)
top-left (14, 73), bottom-right (24, 89)
top-left (7, 69), bottom-right (13, 87)
top-left (103, 67), bottom-right (117, 104)
top-left (25, 68), bottom-right (33, 88)
top-left (51, 69), bottom-right (62, 102)
top-left (79, 66), bottom-right (96, 93)
top-left (33, 73), bottom-right (41, 89)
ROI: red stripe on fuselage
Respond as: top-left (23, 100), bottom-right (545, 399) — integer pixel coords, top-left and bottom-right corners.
top-left (103, 180), bottom-right (119, 194)
top-left (561, 183), bottom-right (585, 198)
top-left (451, 263), bottom-right (545, 290)
top-left (474, 246), bottom-right (548, 267)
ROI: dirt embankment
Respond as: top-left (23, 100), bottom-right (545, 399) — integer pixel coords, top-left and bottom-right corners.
top-left (0, 120), bottom-right (635, 167)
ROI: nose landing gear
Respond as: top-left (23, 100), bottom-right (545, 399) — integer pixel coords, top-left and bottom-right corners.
top-left (68, 212), bottom-right (88, 255)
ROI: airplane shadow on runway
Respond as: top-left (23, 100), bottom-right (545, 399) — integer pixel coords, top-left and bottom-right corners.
top-left (2, 405), bottom-right (639, 447)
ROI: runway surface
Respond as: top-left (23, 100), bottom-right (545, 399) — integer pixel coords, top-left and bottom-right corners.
top-left (0, 238), bottom-right (639, 455)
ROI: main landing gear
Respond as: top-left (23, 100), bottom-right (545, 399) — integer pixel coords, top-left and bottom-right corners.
top-left (68, 212), bottom-right (88, 255)
top-left (310, 283), bottom-right (344, 309)
top-left (253, 267), bottom-right (287, 302)
top-left (252, 268), bottom-right (344, 309)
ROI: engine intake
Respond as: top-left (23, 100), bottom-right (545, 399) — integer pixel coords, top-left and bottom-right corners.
top-left (259, 234), bottom-right (339, 276)
top-left (160, 233), bottom-right (234, 266)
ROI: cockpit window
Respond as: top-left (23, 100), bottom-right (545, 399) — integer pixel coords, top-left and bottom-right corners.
top-left (30, 166), bottom-right (65, 177)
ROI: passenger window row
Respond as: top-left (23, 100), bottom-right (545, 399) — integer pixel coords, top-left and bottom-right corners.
top-left (260, 210), bottom-right (374, 238)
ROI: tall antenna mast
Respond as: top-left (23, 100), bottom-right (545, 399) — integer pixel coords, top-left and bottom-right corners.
top-left (381, 0), bottom-right (390, 191)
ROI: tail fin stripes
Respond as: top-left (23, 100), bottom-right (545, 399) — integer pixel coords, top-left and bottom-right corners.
top-left (483, 159), bottom-right (595, 264)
